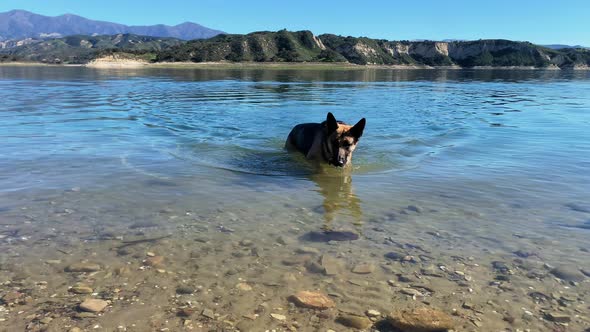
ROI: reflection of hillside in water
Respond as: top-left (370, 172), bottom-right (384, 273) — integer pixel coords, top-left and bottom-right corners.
top-left (3, 65), bottom-right (584, 83)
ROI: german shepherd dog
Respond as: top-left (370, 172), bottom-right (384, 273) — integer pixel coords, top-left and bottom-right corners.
top-left (285, 112), bottom-right (366, 167)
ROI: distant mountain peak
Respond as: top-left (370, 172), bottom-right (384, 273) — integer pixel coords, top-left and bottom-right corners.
top-left (542, 44), bottom-right (589, 50)
top-left (7, 9), bottom-right (29, 14)
top-left (0, 9), bottom-right (224, 41)
top-left (60, 13), bottom-right (85, 19)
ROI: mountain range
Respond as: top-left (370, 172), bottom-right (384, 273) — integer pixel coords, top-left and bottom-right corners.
top-left (0, 9), bottom-right (223, 41)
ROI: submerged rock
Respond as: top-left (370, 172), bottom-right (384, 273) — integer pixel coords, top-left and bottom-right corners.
top-left (73, 312), bottom-right (97, 319)
top-left (491, 261), bottom-right (511, 274)
top-left (236, 282), bottom-right (253, 291)
top-left (270, 313), bottom-right (287, 321)
top-left (384, 251), bottom-right (405, 261)
top-left (239, 239), bottom-right (254, 247)
top-left (176, 286), bottom-right (195, 295)
top-left (39, 317), bottom-right (53, 324)
top-left (400, 288), bottom-right (423, 297)
top-left (202, 309), bottom-right (215, 319)
top-left (144, 255), bottom-right (164, 267)
top-left (352, 263), bottom-right (375, 274)
top-left (406, 205), bottom-right (423, 213)
top-left (276, 236), bottom-right (294, 245)
top-left (79, 299), bottom-right (108, 313)
top-left (301, 230), bottom-right (359, 242)
top-left (366, 309), bottom-right (381, 317)
top-left (295, 246), bottom-right (321, 255)
top-left (70, 285), bottom-right (93, 294)
top-left (545, 312), bottom-right (571, 323)
top-left (305, 260), bottom-right (324, 273)
top-left (290, 291), bottom-right (335, 310)
top-left (387, 307), bottom-right (454, 332)
top-left (513, 250), bottom-right (538, 258)
top-left (65, 263), bottom-right (101, 273)
top-left (337, 314), bottom-right (372, 329)
top-left (550, 266), bottom-right (585, 282)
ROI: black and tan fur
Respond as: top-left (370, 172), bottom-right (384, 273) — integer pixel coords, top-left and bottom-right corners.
top-left (285, 112), bottom-right (366, 167)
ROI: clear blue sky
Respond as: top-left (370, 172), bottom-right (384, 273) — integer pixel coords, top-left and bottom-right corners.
top-left (1, 0), bottom-right (589, 45)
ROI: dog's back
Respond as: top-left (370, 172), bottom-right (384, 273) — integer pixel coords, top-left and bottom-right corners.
top-left (285, 122), bottom-right (323, 156)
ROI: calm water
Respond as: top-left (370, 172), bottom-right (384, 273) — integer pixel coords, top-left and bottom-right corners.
top-left (0, 66), bottom-right (589, 331)
top-left (1, 67), bottom-right (589, 224)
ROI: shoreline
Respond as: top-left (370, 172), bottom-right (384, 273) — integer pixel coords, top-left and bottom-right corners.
top-left (0, 60), bottom-right (587, 70)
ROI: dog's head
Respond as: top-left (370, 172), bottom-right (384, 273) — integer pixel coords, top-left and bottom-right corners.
top-left (323, 112), bottom-right (366, 167)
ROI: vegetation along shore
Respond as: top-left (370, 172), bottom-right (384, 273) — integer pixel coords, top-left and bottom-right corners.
top-left (1, 30), bottom-right (589, 69)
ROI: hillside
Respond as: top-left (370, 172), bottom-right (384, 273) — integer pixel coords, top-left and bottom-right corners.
top-left (0, 34), bottom-right (183, 64)
top-left (2, 30), bottom-right (589, 69)
top-left (0, 9), bottom-right (223, 41)
top-left (157, 30), bottom-right (590, 69)
top-left (156, 30), bottom-right (333, 63)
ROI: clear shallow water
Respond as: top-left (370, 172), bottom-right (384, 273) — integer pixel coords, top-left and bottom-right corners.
top-left (0, 66), bottom-right (589, 331)
top-left (1, 67), bottom-right (589, 224)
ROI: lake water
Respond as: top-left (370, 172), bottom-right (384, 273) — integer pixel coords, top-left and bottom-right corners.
top-left (0, 66), bottom-right (589, 331)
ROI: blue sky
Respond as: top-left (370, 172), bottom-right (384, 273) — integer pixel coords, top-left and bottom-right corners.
top-left (2, 0), bottom-right (589, 45)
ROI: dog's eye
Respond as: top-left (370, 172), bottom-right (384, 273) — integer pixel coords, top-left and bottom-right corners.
top-left (342, 142), bottom-right (351, 148)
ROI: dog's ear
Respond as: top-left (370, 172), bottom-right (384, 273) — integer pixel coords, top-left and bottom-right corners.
top-left (349, 118), bottom-right (366, 140)
top-left (326, 112), bottom-right (338, 134)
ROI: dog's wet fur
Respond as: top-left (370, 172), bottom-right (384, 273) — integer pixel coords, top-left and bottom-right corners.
top-left (285, 112), bottom-right (366, 167)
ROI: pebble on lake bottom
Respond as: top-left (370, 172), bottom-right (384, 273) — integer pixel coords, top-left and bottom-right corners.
top-left (290, 291), bottom-right (335, 310)
top-left (79, 299), bottom-right (108, 313)
top-left (337, 314), bottom-right (373, 329)
top-left (270, 313), bottom-right (287, 321)
top-left (387, 307), bottom-right (455, 332)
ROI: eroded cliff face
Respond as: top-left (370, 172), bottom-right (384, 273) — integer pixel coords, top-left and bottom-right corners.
top-left (353, 42), bottom-right (376, 55)
top-left (312, 35), bottom-right (326, 50)
top-left (382, 41), bottom-right (449, 58)
top-left (332, 39), bottom-right (454, 65)
top-left (412, 42), bottom-right (449, 57)
top-left (382, 42), bottom-right (410, 57)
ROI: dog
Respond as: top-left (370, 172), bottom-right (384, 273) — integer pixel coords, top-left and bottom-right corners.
top-left (285, 112), bottom-right (366, 167)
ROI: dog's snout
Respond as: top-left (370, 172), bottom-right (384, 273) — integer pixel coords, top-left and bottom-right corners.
top-left (334, 156), bottom-right (347, 167)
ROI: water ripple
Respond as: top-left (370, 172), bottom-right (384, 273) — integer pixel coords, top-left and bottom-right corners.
top-left (0, 67), bottom-right (589, 192)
